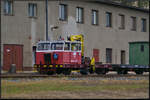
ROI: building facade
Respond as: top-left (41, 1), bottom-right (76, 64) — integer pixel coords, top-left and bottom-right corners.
top-left (1, 0), bottom-right (149, 71)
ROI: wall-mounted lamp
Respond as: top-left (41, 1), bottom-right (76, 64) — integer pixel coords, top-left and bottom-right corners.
top-left (50, 25), bottom-right (59, 31)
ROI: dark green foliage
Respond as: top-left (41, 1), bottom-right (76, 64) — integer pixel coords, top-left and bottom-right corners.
top-left (111, 0), bottom-right (149, 9)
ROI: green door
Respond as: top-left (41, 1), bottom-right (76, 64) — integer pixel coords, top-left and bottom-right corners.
top-left (129, 42), bottom-right (149, 66)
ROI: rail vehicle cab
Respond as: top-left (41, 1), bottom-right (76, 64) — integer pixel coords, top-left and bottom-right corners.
top-left (35, 41), bottom-right (82, 65)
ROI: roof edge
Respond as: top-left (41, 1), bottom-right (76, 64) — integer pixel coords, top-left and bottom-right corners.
top-left (129, 41), bottom-right (149, 44)
top-left (88, 0), bottom-right (149, 13)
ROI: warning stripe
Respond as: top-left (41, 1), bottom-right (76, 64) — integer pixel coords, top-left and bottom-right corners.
top-left (34, 65), bottom-right (63, 68)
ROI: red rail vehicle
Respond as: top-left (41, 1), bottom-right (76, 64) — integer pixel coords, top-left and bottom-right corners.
top-left (35, 40), bottom-right (86, 75)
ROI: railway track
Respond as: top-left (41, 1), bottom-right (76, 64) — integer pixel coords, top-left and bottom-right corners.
top-left (0, 73), bottom-right (149, 78)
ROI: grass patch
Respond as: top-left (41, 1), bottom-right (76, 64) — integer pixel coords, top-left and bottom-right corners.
top-left (1, 78), bottom-right (149, 97)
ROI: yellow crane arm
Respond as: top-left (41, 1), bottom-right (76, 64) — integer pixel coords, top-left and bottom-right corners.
top-left (69, 34), bottom-right (84, 57)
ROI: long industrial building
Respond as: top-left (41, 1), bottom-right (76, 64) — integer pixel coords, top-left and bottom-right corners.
top-left (1, 0), bottom-right (149, 71)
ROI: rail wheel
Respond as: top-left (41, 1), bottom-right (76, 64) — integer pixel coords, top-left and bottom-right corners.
top-left (95, 69), bottom-right (100, 74)
top-left (123, 70), bottom-right (128, 74)
top-left (38, 68), bottom-right (47, 74)
top-left (95, 69), bottom-right (106, 75)
top-left (101, 69), bottom-right (107, 74)
top-left (80, 69), bottom-right (88, 75)
top-left (121, 70), bottom-right (128, 74)
top-left (117, 70), bottom-right (128, 75)
top-left (117, 70), bottom-right (123, 74)
top-left (135, 70), bottom-right (143, 75)
top-left (89, 69), bottom-right (94, 74)
top-left (63, 69), bottom-right (71, 75)
top-left (47, 71), bottom-right (55, 75)
top-left (89, 67), bottom-right (94, 74)
top-left (56, 68), bottom-right (62, 74)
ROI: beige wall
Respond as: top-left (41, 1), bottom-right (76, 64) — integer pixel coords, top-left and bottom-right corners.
top-left (1, 0), bottom-right (149, 69)
top-left (1, 0), bottom-right (45, 68)
top-left (50, 1), bottom-right (149, 64)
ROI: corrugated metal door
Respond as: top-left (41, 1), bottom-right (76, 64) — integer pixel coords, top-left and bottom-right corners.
top-left (3, 44), bottom-right (23, 71)
top-left (93, 49), bottom-right (99, 62)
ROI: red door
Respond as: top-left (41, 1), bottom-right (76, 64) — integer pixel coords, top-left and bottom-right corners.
top-left (93, 49), bottom-right (99, 62)
top-left (3, 44), bottom-right (23, 71)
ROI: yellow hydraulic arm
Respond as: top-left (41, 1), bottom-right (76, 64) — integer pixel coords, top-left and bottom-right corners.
top-left (69, 34), bottom-right (84, 57)
top-left (69, 34), bottom-right (95, 72)
top-left (90, 57), bottom-right (95, 72)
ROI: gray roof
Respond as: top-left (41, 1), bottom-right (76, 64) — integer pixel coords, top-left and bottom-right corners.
top-left (88, 0), bottom-right (149, 13)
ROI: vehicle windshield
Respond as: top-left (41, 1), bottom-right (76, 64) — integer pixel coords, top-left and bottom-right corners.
top-left (64, 42), bottom-right (70, 50)
top-left (71, 43), bottom-right (81, 51)
top-left (51, 43), bottom-right (64, 50)
top-left (37, 43), bottom-right (50, 50)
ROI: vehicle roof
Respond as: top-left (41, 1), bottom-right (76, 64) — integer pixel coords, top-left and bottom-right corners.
top-left (37, 40), bottom-right (81, 44)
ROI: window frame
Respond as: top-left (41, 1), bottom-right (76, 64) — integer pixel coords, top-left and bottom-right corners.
top-left (131, 16), bottom-right (137, 31)
top-left (59, 4), bottom-right (68, 21)
top-left (4, 0), bottom-right (13, 15)
top-left (28, 3), bottom-right (37, 18)
top-left (76, 7), bottom-right (84, 24)
top-left (51, 43), bottom-right (64, 51)
top-left (71, 43), bottom-right (81, 51)
top-left (106, 12), bottom-right (112, 27)
top-left (92, 10), bottom-right (99, 25)
top-left (119, 14), bottom-right (125, 29)
top-left (141, 18), bottom-right (147, 32)
top-left (106, 48), bottom-right (112, 63)
top-left (37, 43), bottom-right (50, 51)
top-left (64, 42), bottom-right (71, 51)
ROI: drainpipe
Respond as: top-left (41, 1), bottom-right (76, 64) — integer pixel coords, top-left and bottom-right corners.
top-left (46, 0), bottom-right (49, 41)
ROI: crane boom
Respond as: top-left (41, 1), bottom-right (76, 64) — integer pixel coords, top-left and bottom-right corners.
top-left (68, 34), bottom-right (84, 57)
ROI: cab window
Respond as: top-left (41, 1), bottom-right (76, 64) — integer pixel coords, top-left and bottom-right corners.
top-left (51, 43), bottom-right (64, 50)
top-left (38, 43), bottom-right (50, 50)
top-left (71, 43), bottom-right (81, 51)
top-left (64, 42), bottom-right (70, 50)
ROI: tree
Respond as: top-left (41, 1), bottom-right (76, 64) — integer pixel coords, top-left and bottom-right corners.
top-left (111, 0), bottom-right (149, 9)
top-left (138, 0), bottom-right (149, 9)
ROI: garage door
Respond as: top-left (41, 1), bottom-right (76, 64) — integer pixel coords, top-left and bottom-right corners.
top-left (3, 44), bottom-right (23, 71)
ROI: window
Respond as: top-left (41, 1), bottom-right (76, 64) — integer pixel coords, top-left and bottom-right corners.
top-left (119, 14), bottom-right (125, 29)
top-left (141, 45), bottom-right (144, 52)
top-left (28, 3), bottom-right (37, 17)
top-left (51, 43), bottom-right (64, 50)
top-left (59, 4), bottom-right (67, 21)
top-left (92, 10), bottom-right (98, 25)
top-left (71, 43), bottom-right (81, 51)
top-left (37, 43), bottom-right (50, 50)
top-left (4, 0), bottom-right (13, 15)
top-left (141, 18), bottom-right (146, 32)
top-left (106, 48), bottom-right (112, 63)
top-left (131, 16), bottom-right (136, 31)
top-left (76, 7), bottom-right (84, 23)
top-left (106, 12), bottom-right (112, 27)
top-left (64, 42), bottom-right (70, 50)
